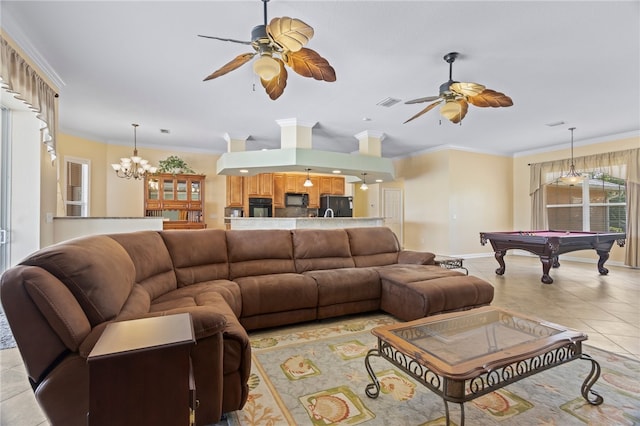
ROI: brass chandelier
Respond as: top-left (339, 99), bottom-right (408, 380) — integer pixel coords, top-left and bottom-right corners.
top-left (111, 124), bottom-right (157, 180)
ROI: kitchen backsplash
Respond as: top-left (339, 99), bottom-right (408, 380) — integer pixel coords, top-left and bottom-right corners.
top-left (275, 207), bottom-right (320, 218)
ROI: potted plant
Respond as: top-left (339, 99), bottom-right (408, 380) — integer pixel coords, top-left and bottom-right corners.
top-left (157, 155), bottom-right (195, 174)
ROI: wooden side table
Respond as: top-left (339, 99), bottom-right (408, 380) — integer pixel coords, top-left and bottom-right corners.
top-left (88, 313), bottom-right (196, 426)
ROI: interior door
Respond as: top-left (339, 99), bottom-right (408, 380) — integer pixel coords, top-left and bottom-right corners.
top-left (382, 188), bottom-right (403, 248)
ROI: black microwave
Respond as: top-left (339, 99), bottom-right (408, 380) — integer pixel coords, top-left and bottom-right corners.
top-left (285, 193), bottom-right (309, 207)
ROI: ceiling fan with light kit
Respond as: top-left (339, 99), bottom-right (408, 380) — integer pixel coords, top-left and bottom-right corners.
top-left (199, 0), bottom-right (336, 100)
top-left (404, 52), bottom-right (513, 124)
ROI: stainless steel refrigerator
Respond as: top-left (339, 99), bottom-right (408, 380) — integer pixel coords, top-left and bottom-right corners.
top-left (319, 195), bottom-right (353, 217)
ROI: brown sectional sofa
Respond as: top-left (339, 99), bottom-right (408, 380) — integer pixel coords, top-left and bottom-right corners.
top-left (1, 226), bottom-right (494, 426)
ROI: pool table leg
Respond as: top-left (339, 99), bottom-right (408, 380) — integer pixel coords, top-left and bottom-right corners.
top-left (539, 256), bottom-right (554, 284)
top-left (494, 250), bottom-right (506, 275)
top-left (596, 250), bottom-right (610, 275)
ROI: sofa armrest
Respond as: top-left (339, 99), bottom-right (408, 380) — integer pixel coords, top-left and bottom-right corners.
top-left (397, 250), bottom-right (436, 265)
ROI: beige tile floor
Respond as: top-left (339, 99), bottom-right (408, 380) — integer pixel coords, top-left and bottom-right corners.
top-left (1, 255), bottom-right (638, 425)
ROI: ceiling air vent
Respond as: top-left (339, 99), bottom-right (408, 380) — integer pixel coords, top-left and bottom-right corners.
top-left (376, 97), bottom-right (401, 107)
top-left (545, 121), bottom-right (565, 127)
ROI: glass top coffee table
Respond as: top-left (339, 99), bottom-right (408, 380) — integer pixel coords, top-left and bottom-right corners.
top-left (365, 306), bottom-right (602, 425)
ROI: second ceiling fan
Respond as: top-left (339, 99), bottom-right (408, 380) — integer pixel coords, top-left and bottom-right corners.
top-left (199, 0), bottom-right (336, 100)
top-left (404, 52), bottom-right (513, 124)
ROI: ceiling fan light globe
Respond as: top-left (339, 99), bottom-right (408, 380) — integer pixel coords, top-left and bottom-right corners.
top-left (253, 54), bottom-right (280, 80)
top-left (440, 101), bottom-right (461, 120)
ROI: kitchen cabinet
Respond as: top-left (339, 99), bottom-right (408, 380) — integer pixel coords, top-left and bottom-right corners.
top-left (246, 173), bottom-right (273, 197)
top-left (307, 177), bottom-right (320, 208)
top-left (144, 173), bottom-right (206, 230)
top-left (226, 176), bottom-right (244, 207)
top-left (284, 174), bottom-right (298, 193)
top-left (273, 173), bottom-right (285, 208)
top-left (331, 176), bottom-right (345, 195)
top-left (319, 176), bottom-right (345, 195)
top-left (226, 172), bottom-right (344, 210)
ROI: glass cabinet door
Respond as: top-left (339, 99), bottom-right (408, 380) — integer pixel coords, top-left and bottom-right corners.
top-left (176, 179), bottom-right (188, 201)
top-left (191, 180), bottom-right (201, 201)
top-left (147, 179), bottom-right (159, 200)
top-left (163, 179), bottom-right (175, 200)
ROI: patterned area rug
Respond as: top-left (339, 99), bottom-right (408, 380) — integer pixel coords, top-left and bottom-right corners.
top-left (227, 313), bottom-right (640, 426)
top-left (0, 307), bottom-right (16, 350)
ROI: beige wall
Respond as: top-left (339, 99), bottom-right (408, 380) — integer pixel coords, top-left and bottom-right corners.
top-left (55, 131), bottom-right (638, 263)
top-left (57, 133), bottom-right (228, 229)
top-left (514, 134), bottom-right (639, 263)
top-left (395, 149), bottom-right (512, 255)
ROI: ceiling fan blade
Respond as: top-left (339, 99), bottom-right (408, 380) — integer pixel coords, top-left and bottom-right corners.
top-left (450, 82), bottom-right (486, 97)
top-left (403, 99), bottom-right (442, 124)
top-left (197, 34), bottom-right (252, 45)
top-left (203, 52), bottom-right (256, 81)
top-left (267, 17), bottom-right (314, 52)
top-left (404, 95), bottom-right (441, 104)
top-left (261, 59), bottom-right (288, 100)
top-left (284, 48), bottom-right (336, 82)
top-left (467, 89), bottom-right (514, 107)
top-left (448, 99), bottom-right (469, 124)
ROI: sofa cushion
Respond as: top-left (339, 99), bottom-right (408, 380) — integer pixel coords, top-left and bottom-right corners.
top-left (304, 268), bottom-right (380, 306)
top-left (151, 280), bottom-right (242, 317)
top-left (376, 264), bottom-right (463, 283)
top-left (227, 230), bottom-right (296, 279)
top-left (161, 229), bottom-right (229, 285)
top-left (108, 232), bottom-right (177, 300)
top-left (381, 274), bottom-right (495, 321)
top-left (115, 284), bottom-right (151, 321)
top-left (345, 227), bottom-right (400, 267)
top-left (20, 235), bottom-right (136, 325)
top-left (292, 228), bottom-right (355, 272)
top-left (234, 273), bottom-right (318, 317)
top-left (23, 268), bottom-right (92, 352)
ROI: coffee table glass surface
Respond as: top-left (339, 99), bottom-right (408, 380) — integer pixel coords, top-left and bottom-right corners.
top-left (381, 307), bottom-right (583, 377)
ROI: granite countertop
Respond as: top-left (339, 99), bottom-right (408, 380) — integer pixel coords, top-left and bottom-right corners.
top-left (54, 217), bottom-right (161, 219)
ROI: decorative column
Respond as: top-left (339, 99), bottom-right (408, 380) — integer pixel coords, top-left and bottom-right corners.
top-left (224, 133), bottom-right (248, 152)
top-left (276, 118), bottom-right (317, 149)
top-left (354, 130), bottom-right (386, 157)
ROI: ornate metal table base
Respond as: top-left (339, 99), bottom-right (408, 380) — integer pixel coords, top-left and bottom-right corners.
top-left (365, 340), bottom-right (603, 425)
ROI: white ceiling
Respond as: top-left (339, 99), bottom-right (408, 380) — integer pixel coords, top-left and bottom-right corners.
top-left (2, 1), bottom-right (639, 160)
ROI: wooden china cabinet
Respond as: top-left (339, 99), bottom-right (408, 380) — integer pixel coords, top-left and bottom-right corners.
top-left (144, 173), bottom-right (206, 229)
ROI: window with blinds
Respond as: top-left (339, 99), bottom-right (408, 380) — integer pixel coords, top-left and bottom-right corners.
top-left (546, 173), bottom-right (626, 232)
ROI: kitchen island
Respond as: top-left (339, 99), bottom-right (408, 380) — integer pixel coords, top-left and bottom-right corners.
top-left (228, 217), bottom-right (385, 230)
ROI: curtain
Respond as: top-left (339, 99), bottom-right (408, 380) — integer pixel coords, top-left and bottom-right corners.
top-left (0, 35), bottom-right (58, 160)
top-left (530, 148), bottom-right (639, 267)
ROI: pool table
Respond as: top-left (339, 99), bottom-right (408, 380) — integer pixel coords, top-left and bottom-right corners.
top-left (479, 230), bottom-right (626, 284)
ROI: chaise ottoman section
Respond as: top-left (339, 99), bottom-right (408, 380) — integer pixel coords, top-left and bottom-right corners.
top-left (379, 266), bottom-right (494, 321)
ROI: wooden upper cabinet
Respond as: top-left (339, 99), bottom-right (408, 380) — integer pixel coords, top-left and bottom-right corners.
top-left (319, 176), bottom-right (345, 195)
top-left (273, 173), bottom-right (285, 208)
top-left (245, 175), bottom-right (260, 197)
top-left (307, 177), bottom-right (320, 208)
top-left (319, 176), bottom-right (332, 195)
top-left (331, 176), bottom-right (345, 195)
top-left (226, 176), bottom-right (244, 207)
top-left (259, 173), bottom-right (273, 196)
top-left (284, 174), bottom-right (298, 193)
top-left (245, 173), bottom-right (273, 197)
